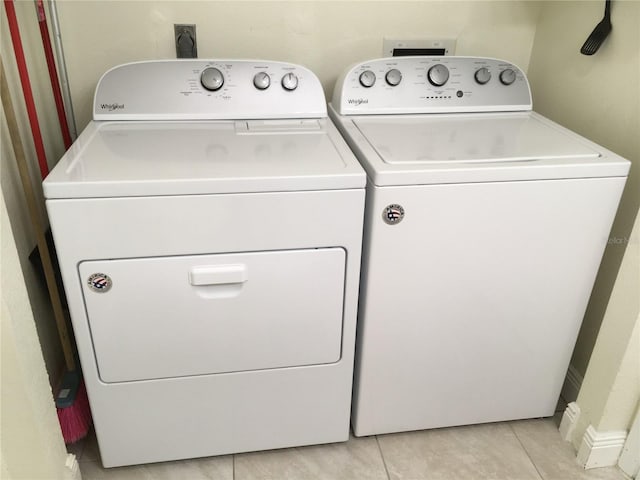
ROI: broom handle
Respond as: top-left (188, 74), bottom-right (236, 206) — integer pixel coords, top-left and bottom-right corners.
top-left (1, 56), bottom-right (76, 372)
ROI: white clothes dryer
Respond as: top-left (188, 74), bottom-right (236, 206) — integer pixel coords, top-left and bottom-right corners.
top-left (329, 56), bottom-right (629, 437)
top-left (44, 60), bottom-right (365, 467)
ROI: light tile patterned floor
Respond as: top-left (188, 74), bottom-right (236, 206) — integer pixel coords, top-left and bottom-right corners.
top-left (75, 416), bottom-right (630, 480)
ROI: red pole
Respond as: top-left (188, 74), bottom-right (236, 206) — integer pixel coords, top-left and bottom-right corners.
top-left (4, 0), bottom-right (50, 179)
top-left (35, 0), bottom-right (72, 150)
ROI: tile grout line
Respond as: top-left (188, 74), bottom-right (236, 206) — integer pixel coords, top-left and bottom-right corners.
top-left (375, 435), bottom-right (392, 480)
top-left (509, 422), bottom-right (546, 480)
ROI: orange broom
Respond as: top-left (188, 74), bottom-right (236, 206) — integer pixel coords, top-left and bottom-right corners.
top-left (1, 56), bottom-right (91, 443)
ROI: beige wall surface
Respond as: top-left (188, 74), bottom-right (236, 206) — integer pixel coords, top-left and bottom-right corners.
top-left (55, 0), bottom-right (542, 131)
top-left (1, 193), bottom-right (74, 480)
top-left (527, 0), bottom-right (640, 379)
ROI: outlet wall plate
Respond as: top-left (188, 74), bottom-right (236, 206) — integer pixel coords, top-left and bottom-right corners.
top-left (383, 38), bottom-right (456, 57)
top-left (175, 24), bottom-right (197, 59)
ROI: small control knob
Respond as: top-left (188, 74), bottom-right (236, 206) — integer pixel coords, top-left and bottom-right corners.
top-left (499, 68), bottom-right (517, 85)
top-left (359, 70), bottom-right (376, 88)
top-left (474, 67), bottom-right (491, 85)
top-left (427, 64), bottom-right (449, 87)
top-left (385, 69), bottom-right (402, 87)
top-left (281, 72), bottom-right (298, 91)
top-left (253, 72), bottom-right (271, 90)
top-left (200, 67), bottom-right (224, 91)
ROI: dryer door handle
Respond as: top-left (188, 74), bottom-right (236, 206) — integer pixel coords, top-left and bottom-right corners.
top-left (189, 264), bottom-right (248, 286)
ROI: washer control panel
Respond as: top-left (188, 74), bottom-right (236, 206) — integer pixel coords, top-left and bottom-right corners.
top-left (332, 56), bottom-right (531, 115)
top-left (94, 60), bottom-right (325, 120)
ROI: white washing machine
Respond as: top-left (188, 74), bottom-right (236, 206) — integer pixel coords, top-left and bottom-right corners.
top-left (43, 60), bottom-right (365, 467)
top-left (329, 56), bottom-right (630, 437)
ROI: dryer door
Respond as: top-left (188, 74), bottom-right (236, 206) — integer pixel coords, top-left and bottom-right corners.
top-left (79, 248), bottom-right (345, 382)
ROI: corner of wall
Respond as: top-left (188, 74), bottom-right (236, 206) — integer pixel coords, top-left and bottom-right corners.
top-left (1, 192), bottom-right (75, 480)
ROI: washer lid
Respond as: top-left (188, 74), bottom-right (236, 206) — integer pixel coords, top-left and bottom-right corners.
top-left (43, 119), bottom-right (365, 198)
top-left (347, 112), bottom-right (629, 185)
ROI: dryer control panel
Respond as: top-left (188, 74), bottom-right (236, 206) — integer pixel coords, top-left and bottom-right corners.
top-left (94, 60), bottom-right (326, 120)
top-left (332, 56), bottom-right (532, 115)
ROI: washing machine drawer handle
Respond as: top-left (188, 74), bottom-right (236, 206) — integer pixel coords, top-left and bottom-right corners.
top-left (189, 264), bottom-right (248, 286)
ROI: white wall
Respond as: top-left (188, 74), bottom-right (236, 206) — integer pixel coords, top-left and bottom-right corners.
top-left (55, 0), bottom-right (542, 130)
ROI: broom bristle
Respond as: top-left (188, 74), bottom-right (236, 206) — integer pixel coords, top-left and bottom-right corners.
top-left (57, 380), bottom-right (92, 444)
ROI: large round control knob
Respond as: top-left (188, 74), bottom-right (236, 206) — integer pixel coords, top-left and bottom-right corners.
top-left (474, 67), bottom-right (491, 85)
top-left (281, 72), bottom-right (298, 91)
top-left (427, 64), bottom-right (449, 87)
top-left (253, 72), bottom-right (271, 90)
top-left (499, 68), bottom-right (517, 85)
top-left (385, 69), bottom-right (402, 87)
top-left (359, 70), bottom-right (376, 88)
top-left (200, 67), bottom-right (224, 91)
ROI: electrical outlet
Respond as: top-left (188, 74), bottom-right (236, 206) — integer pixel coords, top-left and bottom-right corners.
top-left (175, 24), bottom-right (197, 59)
top-left (383, 38), bottom-right (456, 57)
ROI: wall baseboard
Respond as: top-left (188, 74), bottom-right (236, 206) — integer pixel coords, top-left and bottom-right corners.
top-left (577, 425), bottom-right (628, 469)
top-left (65, 453), bottom-right (81, 480)
top-left (559, 401), bottom-right (580, 442)
top-left (618, 410), bottom-right (640, 479)
top-left (561, 364), bottom-right (583, 403)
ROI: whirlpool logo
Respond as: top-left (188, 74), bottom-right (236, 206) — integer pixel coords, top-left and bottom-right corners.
top-left (347, 98), bottom-right (369, 106)
top-left (100, 103), bottom-right (125, 111)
